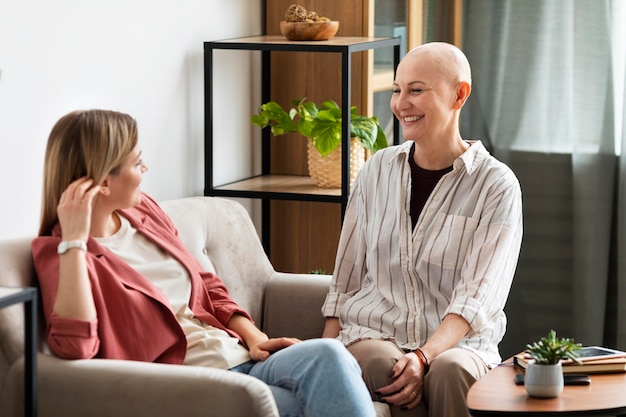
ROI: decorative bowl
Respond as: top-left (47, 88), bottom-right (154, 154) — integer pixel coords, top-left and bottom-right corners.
top-left (279, 20), bottom-right (339, 41)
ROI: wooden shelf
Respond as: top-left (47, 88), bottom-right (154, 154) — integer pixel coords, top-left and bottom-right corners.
top-left (214, 175), bottom-right (342, 199)
top-left (212, 35), bottom-right (397, 50)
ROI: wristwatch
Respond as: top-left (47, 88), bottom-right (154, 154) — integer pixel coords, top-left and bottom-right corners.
top-left (57, 240), bottom-right (87, 255)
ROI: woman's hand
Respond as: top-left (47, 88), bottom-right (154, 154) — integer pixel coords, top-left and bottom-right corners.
top-left (248, 337), bottom-right (301, 361)
top-left (376, 352), bottom-right (426, 410)
top-left (57, 177), bottom-right (100, 241)
top-left (227, 314), bottom-right (300, 361)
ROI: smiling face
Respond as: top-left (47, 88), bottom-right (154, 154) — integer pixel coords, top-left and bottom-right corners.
top-left (101, 144), bottom-right (148, 210)
top-left (390, 43), bottom-right (471, 146)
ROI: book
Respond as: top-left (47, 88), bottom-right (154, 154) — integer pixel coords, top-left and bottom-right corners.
top-left (513, 347), bottom-right (626, 374)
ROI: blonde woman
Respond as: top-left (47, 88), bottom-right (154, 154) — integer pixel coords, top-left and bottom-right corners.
top-left (33, 109), bottom-right (374, 417)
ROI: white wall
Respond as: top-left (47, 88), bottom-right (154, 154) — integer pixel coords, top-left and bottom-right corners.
top-left (0, 0), bottom-right (263, 239)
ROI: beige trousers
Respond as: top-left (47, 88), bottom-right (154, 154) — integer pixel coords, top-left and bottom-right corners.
top-left (348, 339), bottom-right (489, 417)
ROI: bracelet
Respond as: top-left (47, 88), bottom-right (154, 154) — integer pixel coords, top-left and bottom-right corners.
top-left (414, 348), bottom-right (430, 373)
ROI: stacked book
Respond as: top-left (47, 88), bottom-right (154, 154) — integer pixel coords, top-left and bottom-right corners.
top-left (514, 346), bottom-right (626, 374)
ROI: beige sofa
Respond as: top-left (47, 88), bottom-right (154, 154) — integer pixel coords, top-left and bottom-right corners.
top-left (0, 196), bottom-right (390, 417)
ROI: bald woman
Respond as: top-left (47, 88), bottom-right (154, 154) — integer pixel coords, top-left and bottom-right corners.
top-left (322, 42), bottom-right (523, 417)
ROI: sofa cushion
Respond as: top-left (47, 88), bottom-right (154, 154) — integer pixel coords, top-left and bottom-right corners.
top-left (160, 197), bottom-right (274, 324)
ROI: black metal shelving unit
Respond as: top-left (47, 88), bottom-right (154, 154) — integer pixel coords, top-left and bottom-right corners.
top-left (0, 286), bottom-right (37, 417)
top-left (204, 35), bottom-right (401, 252)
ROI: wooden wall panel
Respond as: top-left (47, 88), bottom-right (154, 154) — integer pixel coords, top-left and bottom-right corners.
top-left (270, 201), bottom-right (342, 274)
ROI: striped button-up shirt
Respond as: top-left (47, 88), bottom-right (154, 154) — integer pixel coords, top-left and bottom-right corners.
top-left (322, 140), bottom-right (523, 366)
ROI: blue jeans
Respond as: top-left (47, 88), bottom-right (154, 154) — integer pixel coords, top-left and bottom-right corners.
top-left (231, 338), bottom-right (375, 417)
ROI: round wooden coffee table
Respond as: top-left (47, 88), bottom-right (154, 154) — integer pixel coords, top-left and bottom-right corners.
top-left (467, 359), bottom-right (626, 416)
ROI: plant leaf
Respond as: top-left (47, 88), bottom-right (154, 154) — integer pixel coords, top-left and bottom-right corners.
top-left (250, 97), bottom-right (388, 155)
top-left (320, 100), bottom-right (340, 112)
top-left (311, 119), bottom-right (341, 156)
top-left (296, 118), bottom-right (315, 139)
top-left (251, 102), bottom-right (297, 136)
top-left (250, 114), bottom-right (268, 127)
top-left (525, 329), bottom-right (582, 365)
top-left (372, 121), bottom-right (388, 152)
top-left (351, 116), bottom-right (377, 150)
top-left (298, 100), bottom-right (319, 120)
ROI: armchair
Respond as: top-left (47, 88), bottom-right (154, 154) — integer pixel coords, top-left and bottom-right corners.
top-left (0, 196), bottom-right (390, 417)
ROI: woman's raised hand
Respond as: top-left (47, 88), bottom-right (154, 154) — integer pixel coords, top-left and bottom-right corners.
top-left (57, 177), bottom-right (100, 241)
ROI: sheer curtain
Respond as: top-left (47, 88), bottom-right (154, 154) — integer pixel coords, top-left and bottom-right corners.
top-left (461, 0), bottom-right (626, 357)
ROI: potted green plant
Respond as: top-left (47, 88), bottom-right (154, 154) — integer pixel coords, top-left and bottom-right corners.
top-left (523, 330), bottom-right (582, 398)
top-left (251, 98), bottom-right (388, 188)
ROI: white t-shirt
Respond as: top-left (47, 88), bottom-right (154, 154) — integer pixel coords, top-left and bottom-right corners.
top-left (95, 214), bottom-right (251, 369)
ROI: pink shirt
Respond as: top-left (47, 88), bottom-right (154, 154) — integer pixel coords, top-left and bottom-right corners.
top-left (31, 193), bottom-right (252, 363)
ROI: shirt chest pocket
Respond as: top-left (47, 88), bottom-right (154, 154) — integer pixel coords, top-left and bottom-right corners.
top-left (420, 213), bottom-right (479, 270)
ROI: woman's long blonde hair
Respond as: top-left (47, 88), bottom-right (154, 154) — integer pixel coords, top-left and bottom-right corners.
top-left (38, 110), bottom-right (138, 236)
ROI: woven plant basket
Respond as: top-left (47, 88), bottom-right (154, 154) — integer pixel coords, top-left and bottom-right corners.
top-left (307, 137), bottom-right (365, 188)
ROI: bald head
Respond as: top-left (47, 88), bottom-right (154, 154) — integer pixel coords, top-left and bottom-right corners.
top-left (390, 42), bottom-right (473, 146)
top-left (403, 42), bottom-right (472, 87)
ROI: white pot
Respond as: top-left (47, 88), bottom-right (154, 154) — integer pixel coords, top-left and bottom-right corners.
top-left (524, 361), bottom-right (564, 398)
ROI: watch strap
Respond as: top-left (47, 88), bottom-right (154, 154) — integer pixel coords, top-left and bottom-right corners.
top-left (57, 240), bottom-right (87, 255)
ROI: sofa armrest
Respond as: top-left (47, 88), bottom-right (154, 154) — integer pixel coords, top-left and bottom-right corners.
top-left (262, 272), bottom-right (331, 340)
top-left (32, 354), bottom-right (278, 417)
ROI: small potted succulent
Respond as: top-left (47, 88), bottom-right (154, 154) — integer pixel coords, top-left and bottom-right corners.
top-left (524, 330), bottom-right (582, 398)
top-left (250, 98), bottom-right (387, 188)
